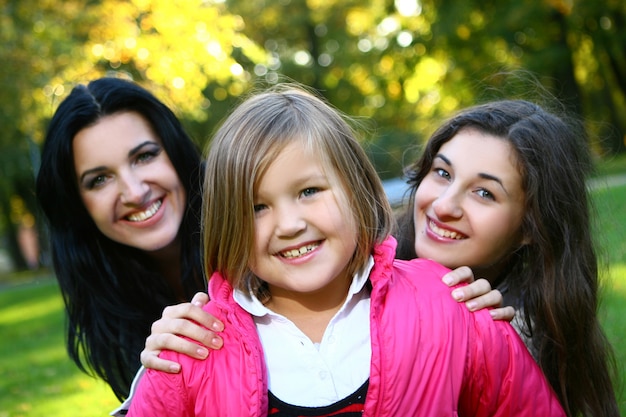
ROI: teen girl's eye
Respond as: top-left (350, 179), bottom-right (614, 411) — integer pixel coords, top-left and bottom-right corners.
top-left (475, 188), bottom-right (496, 201)
top-left (433, 167), bottom-right (451, 180)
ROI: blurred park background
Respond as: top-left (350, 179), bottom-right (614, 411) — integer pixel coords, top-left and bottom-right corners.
top-left (0, 0), bottom-right (625, 415)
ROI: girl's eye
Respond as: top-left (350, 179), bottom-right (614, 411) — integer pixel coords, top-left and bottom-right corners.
top-left (434, 168), bottom-right (451, 180)
top-left (253, 204), bottom-right (267, 213)
top-left (476, 188), bottom-right (495, 201)
top-left (301, 187), bottom-right (320, 198)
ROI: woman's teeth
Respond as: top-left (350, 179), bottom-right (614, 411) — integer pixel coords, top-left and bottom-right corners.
top-left (280, 243), bottom-right (319, 259)
top-left (430, 221), bottom-right (466, 240)
top-left (127, 200), bottom-right (162, 222)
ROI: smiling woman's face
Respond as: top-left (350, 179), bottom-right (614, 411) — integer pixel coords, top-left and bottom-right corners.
top-left (73, 111), bottom-right (186, 253)
top-left (413, 128), bottom-right (527, 280)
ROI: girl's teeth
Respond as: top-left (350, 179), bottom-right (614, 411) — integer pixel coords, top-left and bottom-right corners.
top-left (430, 221), bottom-right (465, 240)
top-left (127, 200), bottom-right (162, 222)
top-left (281, 244), bottom-right (318, 259)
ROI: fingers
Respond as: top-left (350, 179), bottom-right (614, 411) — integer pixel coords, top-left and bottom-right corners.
top-left (141, 327), bottom-right (216, 371)
top-left (451, 278), bottom-right (503, 312)
top-left (443, 270), bottom-right (516, 320)
top-left (150, 315), bottom-right (224, 350)
top-left (442, 266), bottom-right (474, 286)
top-left (141, 318), bottom-right (224, 371)
top-left (140, 294), bottom-right (226, 372)
top-left (161, 296), bottom-right (224, 333)
top-left (140, 344), bottom-right (182, 373)
top-left (190, 291), bottom-right (209, 307)
top-left (489, 306), bottom-right (516, 322)
top-left (450, 278), bottom-right (496, 303)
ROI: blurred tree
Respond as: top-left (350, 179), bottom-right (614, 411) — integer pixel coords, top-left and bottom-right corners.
top-left (0, 0), bottom-right (266, 271)
top-left (1, 0), bottom-right (624, 271)
top-left (422, 0), bottom-right (626, 154)
top-left (0, 0), bottom-right (85, 269)
top-left (226, 0), bottom-right (626, 157)
top-left (573, 0), bottom-right (626, 154)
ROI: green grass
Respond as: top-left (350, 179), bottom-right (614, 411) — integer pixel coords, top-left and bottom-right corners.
top-left (0, 184), bottom-right (625, 416)
top-left (594, 152), bottom-right (626, 178)
top-left (0, 278), bottom-right (119, 417)
top-left (594, 183), bottom-right (626, 413)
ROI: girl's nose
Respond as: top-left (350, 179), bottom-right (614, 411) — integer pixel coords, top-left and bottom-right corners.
top-left (432, 189), bottom-right (463, 220)
top-left (274, 203), bottom-right (306, 237)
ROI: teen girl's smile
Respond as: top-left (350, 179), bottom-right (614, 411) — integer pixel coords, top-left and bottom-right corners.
top-left (73, 111), bottom-right (186, 253)
top-left (413, 128), bottom-right (527, 281)
top-left (249, 141), bottom-right (358, 310)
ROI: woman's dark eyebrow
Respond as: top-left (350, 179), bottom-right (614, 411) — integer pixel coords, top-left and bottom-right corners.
top-left (128, 140), bottom-right (158, 157)
top-left (434, 153), bottom-right (451, 165)
top-left (436, 153), bottom-right (508, 195)
top-left (478, 172), bottom-right (508, 195)
top-left (79, 141), bottom-right (158, 184)
top-left (80, 166), bottom-right (105, 184)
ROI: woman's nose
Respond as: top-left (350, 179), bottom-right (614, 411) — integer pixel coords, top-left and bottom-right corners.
top-left (118, 173), bottom-right (150, 205)
top-left (432, 189), bottom-right (463, 220)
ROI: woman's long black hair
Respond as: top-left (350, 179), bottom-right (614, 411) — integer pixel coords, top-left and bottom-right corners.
top-left (36, 77), bottom-right (206, 400)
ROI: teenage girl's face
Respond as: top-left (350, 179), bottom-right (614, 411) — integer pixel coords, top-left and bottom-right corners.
top-left (413, 128), bottom-right (527, 280)
top-left (249, 141), bottom-right (358, 308)
top-left (73, 111), bottom-right (186, 253)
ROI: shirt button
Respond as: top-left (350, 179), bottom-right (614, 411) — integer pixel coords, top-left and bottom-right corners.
top-left (328, 335), bottom-right (336, 344)
top-left (319, 371), bottom-right (328, 379)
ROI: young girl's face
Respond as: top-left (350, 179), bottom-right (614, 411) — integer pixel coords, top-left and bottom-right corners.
top-left (249, 141), bottom-right (358, 306)
top-left (413, 128), bottom-right (527, 281)
top-left (73, 111), bottom-right (187, 254)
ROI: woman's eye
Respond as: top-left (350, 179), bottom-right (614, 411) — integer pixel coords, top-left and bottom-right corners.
top-left (136, 149), bottom-right (159, 163)
top-left (476, 188), bottom-right (495, 201)
top-left (87, 174), bottom-right (108, 190)
top-left (434, 168), bottom-right (450, 180)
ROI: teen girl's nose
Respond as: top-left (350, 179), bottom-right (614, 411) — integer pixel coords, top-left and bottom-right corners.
top-left (274, 202), bottom-right (306, 237)
top-left (118, 171), bottom-right (150, 205)
top-left (432, 187), bottom-right (463, 220)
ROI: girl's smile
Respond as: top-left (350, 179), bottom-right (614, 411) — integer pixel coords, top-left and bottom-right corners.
top-left (426, 217), bottom-right (467, 241)
top-left (277, 240), bottom-right (322, 260)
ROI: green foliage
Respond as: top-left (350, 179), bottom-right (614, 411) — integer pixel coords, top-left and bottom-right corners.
top-left (1, 0), bottom-right (626, 268)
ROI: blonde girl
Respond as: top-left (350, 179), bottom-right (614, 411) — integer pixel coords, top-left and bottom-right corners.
top-left (127, 85), bottom-right (563, 416)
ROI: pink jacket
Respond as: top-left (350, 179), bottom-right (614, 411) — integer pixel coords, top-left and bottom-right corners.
top-left (128, 237), bottom-right (565, 416)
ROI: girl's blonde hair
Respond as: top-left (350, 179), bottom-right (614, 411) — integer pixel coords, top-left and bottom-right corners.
top-left (202, 84), bottom-right (393, 297)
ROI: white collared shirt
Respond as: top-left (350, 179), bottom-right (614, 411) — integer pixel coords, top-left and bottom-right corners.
top-left (234, 257), bottom-right (374, 407)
